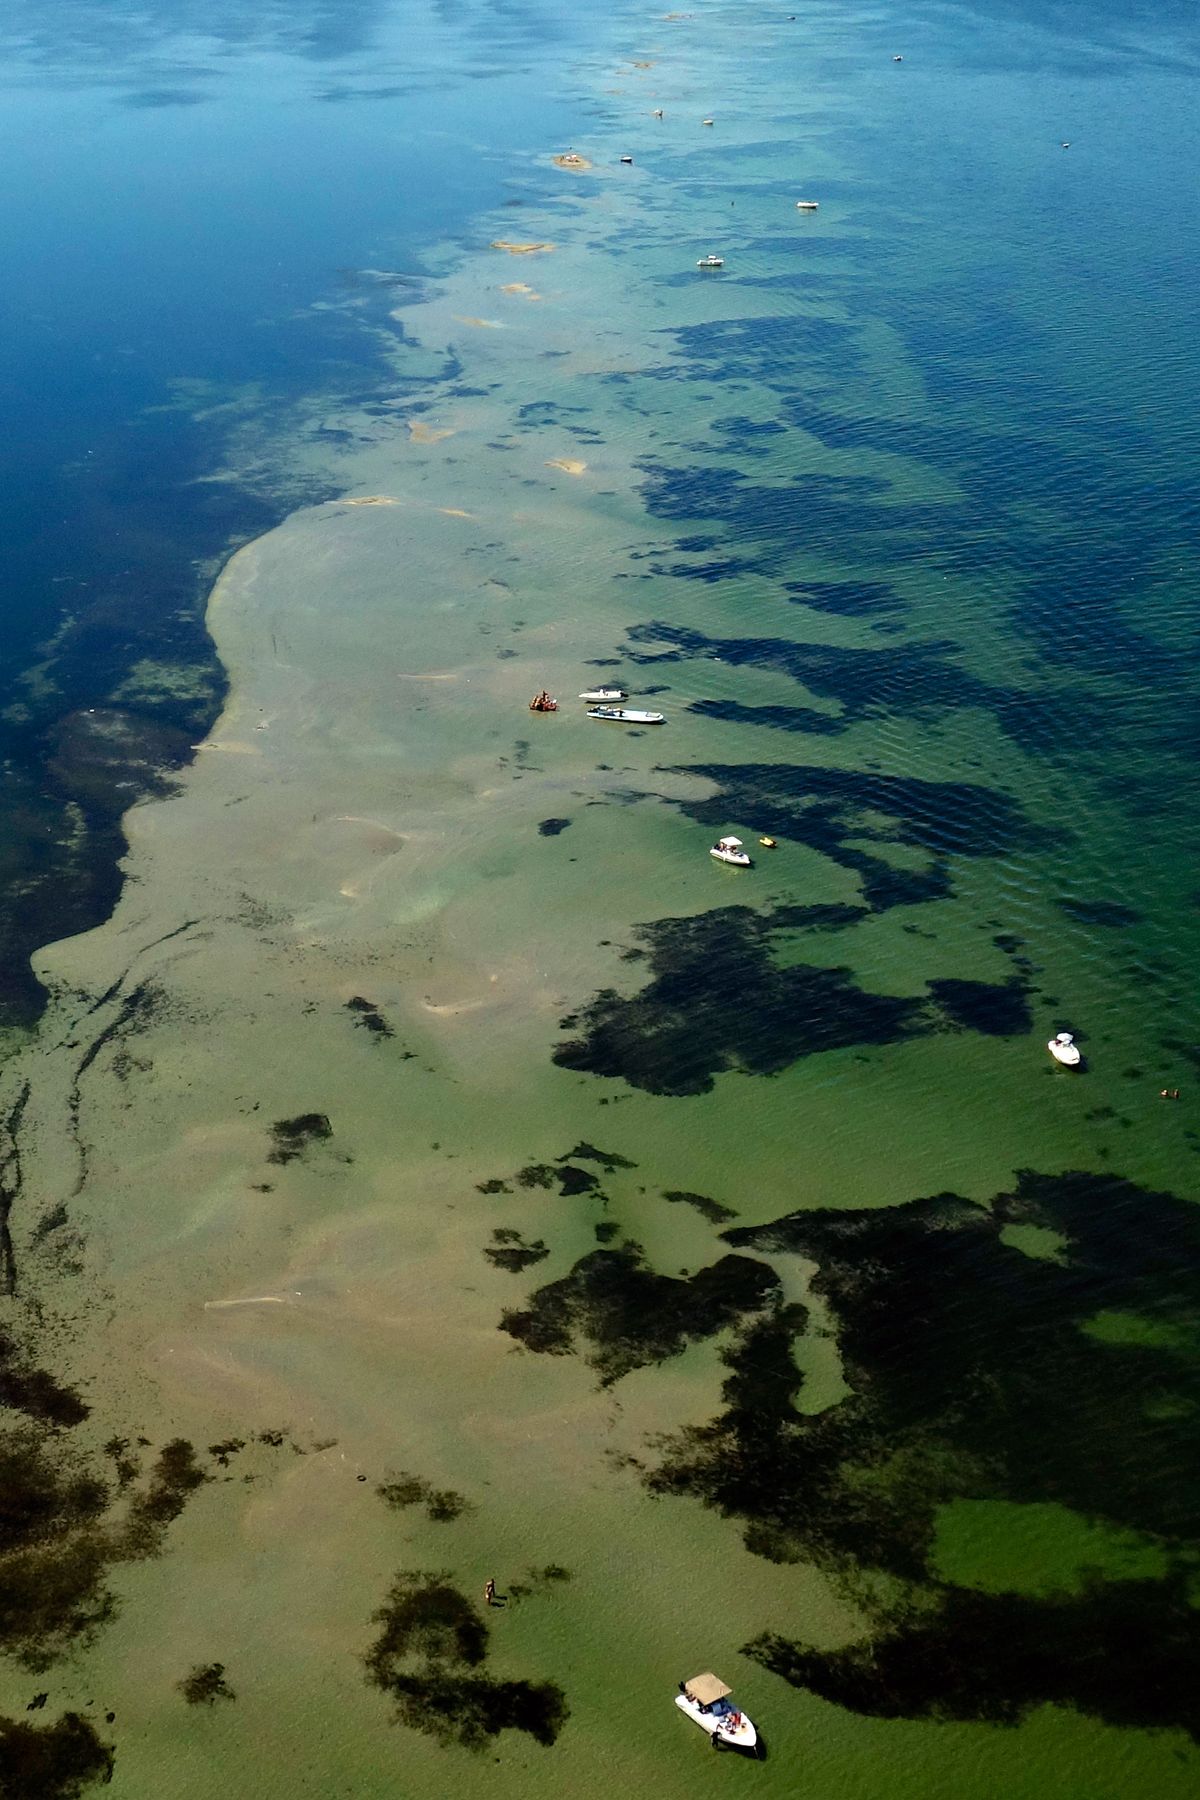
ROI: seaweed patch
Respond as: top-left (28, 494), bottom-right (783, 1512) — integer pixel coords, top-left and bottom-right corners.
top-left (0, 1710), bottom-right (114, 1797)
top-left (645, 1171), bottom-right (1200, 1738)
top-left (364, 1569), bottom-right (568, 1749)
top-left (267, 1113), bottom-right (333, 1164)
top-left (647, 759), bottom-right (1035, 913)
top-left (500, 1243), bottom-right (779, 1384)
top-left (178, 1663), bottom-right (235, 1706)
top-left (927, 977), bottom-right (1031, 1036)
top-left (484, 1229), bottom-right (550, 1274)
top-left (662, 1190), bottom-right (737, 1225)
top-left (345, 996), bottom-right (394, 1039)
top-left (0, 1430), bottom-right (209, 1669)
top-left (377, 1474), bottom-right (473, 1523)
top-left (553, 905), bottom-right (921, 1095)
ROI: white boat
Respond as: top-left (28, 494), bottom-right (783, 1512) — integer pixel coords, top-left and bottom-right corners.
top-left (675, 1673), bottom-right (758, 1753)
top-left (696, 254), bottom-right (724, 269)
top-left (586, 706), bottom-right (665, 724)
top-left (796, 199), bottom-right (820, 210)
top-left (578, 686), bottom-right (627, 702)
top-left (710, 836), bottom-right (752, 867)
top-left (1048, 1031), bottom-right (1081, 1067)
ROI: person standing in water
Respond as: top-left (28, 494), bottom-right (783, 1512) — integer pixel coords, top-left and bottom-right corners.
top-left (484, 1578), bottom-right (496, 1606)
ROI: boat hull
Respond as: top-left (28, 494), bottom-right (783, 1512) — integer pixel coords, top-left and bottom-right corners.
top-left (1048, 1040), bottom-right (1081, 1066)
top-left (578, 688), bottom-right (626, 702)
top-left (674, 1694), bottom-right (758, 1751)
top-left (710, 848), bottom-right (751, 866)
top-left (586, 707), bottom-right (665, 724)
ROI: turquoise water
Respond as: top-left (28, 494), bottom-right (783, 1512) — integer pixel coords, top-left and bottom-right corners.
top-left (1, 0), bottom-right (1198, 1794)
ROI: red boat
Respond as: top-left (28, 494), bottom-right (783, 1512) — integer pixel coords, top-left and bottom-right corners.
top-left (529, 691), bottom-right (558, 712)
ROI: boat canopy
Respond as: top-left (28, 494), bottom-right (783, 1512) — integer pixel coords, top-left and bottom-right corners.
top-left (684, 1673), bottom-right (732, 1705)
top-left (716, 837), bottom-right (744, 849)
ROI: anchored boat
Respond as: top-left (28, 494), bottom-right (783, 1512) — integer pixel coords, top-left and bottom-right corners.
top-left (578, 686), bottom-right (627, 702)
top-left (710, 836), bottom-right (752, 867)
top-left (1048, 1031), bottom-right (1081, 1067)
top-left (675, 1673), bottom-right (758, 1753)
top-left (586, 705), bottom-right (665, 724)
top-left (696, 254), bottom-right (724, 269)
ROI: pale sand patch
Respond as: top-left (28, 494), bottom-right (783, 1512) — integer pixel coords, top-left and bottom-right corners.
top-left (406, 418), bottom-right (455, 443)
top-left (453, 315), bottom-right (504, 329)
top-left (545, 456), bottom-right (588, 476)
top-left (490, 238), bottom-right (555, 254)
top-left (500, 281), bottom-right (544, 300)
top-left (203, 1294), bottom-right (299, 1310)
top-left (631, 58), bottom-right (657, 67)
top-left (437, 506), bottom-right (475, 517)
top-left (337, 494), bottom-right (400, 506)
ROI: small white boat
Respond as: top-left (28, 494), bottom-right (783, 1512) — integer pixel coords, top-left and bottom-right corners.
top-left (796, 199), bottom-right (820, 210)
top-left (675, 1673), bottom-right (758, 1753)
top-left (696, 254), bottom-right (724, 269)
top-left (579, 687), bottom-right (627, 702)
top-left (1048, 1031), bottom-right (1081, 1067)
top-left (710, 836), bottom-right (751, 867)
top-left (586, 705), bottom-right (665, 724)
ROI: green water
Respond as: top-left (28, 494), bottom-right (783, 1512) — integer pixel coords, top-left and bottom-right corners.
top-left (1, 1), bottom-right (1198, 1794)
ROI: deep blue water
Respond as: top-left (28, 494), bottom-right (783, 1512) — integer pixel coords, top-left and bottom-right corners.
top-left (0, 0), bottom-right (602, 1017)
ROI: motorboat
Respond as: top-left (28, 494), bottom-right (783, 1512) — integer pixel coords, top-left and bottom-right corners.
top-left (529, 693), bottom-right (558, 713)
top-left (696, 254), bottom-right (724, 269)
top-left (1048, 1031), bottom-right (1081, 1067)
top-left (710, 836), bottom-right (752, 867)
top-left (579, 686), bottom-right (627, 702)
top-left (586, 705), bottom-right (665, 724)
top-left (795, 200), bottom-right (820, 210)
top-left (675, 1673), bottom-right (758, 1753)
top-left (620, 155), bottom-right (634, 165)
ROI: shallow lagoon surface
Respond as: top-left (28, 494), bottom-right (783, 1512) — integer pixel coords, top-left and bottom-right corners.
top-left (0, 1), bottom-right (1198, 1796)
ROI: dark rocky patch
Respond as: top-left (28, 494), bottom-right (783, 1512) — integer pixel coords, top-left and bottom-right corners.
top-left (644, 1171), bottom-right (1200, 1738)
top-left (178, 1663), bottom-right (235, 1706)
top-left (377, 1474), bottom-right (472, 1524)
top-left (662, 1190), bottom-right (737, 1225)
top-left (0, 1710), bottom-right (114, 1796)
top-left (484, 1230), bottom-right (550, 1275)
top-left (500, 1244), bottom-right (779, 1385)
top-left (345, 996), bottom-right (394, 1039)
top-left (364, 1569), bottom-right (567, 1749)
top-left (927, 977), bottom-right (1032, 1036)
top-left (475, 1177), bottom-right (511, 1195)
top-left (553, 905), bottom-right (921, 1095)
top-left (594, 1222), bottom-right (619, 1244)
top-left (537, 818), bottom-right (571, 837)
top-left (267, 1113), bottom-right (333, 1164)
top-left (1055, 897), bottom-right (1144, 929)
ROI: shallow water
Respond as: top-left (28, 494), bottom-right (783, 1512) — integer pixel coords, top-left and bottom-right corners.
top-left (0, 1), bottom-right (1198, 1794)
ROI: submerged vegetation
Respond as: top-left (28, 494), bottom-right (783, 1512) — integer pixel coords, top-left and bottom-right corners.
top-left (640, 1171), bottom-right (1200, 1737)
top-left (364, 1570), bottom-right (568, 1749)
